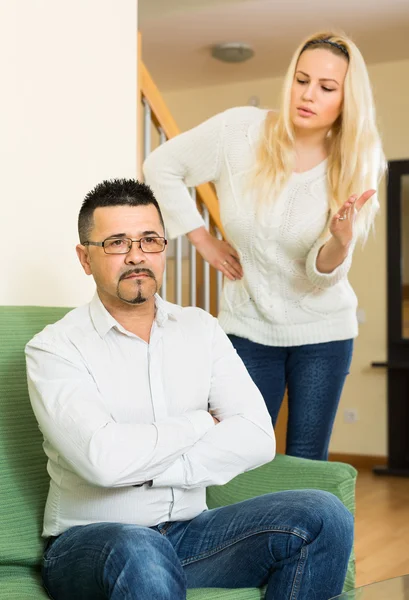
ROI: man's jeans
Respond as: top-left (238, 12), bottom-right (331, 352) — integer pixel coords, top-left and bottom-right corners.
top-left (42, 490), bottom-right (353, 600)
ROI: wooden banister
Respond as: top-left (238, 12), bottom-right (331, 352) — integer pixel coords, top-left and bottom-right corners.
top-left (140, 59), bottom-right (224, 237)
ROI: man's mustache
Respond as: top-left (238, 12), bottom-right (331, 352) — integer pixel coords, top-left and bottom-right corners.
top-left (119, 268), bottom-right (156, 281)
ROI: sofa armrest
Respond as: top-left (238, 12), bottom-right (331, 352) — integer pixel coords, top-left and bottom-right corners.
top-left (207, 453), bottom-right (356, 515)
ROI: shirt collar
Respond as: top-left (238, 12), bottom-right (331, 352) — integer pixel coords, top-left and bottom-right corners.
top-left (90, 292), bottom-right (178, 339)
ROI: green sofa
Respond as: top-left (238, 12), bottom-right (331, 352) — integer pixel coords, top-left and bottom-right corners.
top-left (0, 306), bottom-right (357, 599)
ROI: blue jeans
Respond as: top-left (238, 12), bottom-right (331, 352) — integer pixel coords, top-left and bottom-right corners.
top-left (42, 490), bottom-right (353, 600)
top-left (228, 336), bottom-right (354, 460)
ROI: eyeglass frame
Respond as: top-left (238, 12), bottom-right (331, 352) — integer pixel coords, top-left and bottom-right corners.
top-left (83, 236), bottom-right (168, 254)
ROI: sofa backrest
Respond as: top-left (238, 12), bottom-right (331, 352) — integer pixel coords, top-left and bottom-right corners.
top-left (0, 306), bottom-right (71, 566)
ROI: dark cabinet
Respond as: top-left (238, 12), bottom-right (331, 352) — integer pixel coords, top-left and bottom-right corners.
top-left (373, 160), bottom-right (409, 476)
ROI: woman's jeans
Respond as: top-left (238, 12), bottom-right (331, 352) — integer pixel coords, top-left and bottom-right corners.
top-left (228, 336), bottom-right (354, 460)
top-left (42, 490), bottom-right (353, 600)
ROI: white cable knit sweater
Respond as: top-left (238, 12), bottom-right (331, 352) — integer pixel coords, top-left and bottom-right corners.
top-left (143, 106), bottom-right (358, 347)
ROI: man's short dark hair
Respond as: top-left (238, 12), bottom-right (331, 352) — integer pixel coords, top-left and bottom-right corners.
top-left (78, 178), bottom-right (165, 243)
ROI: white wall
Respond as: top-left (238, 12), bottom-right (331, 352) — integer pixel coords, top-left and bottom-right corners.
top-left (0, 0), bottom-right (138, 307)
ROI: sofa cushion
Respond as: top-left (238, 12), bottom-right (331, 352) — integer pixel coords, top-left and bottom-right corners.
top-left (0, 566), bottom-right (49, 599)
top-left (0, 307), bottom-right (71, 566)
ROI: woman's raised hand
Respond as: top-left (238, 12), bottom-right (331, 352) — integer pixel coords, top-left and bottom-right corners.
top-left (330, 189), bottom-right (376, 246)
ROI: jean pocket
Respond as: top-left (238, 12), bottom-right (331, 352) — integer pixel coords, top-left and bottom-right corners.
top-left (157, 521), bottom-right (174, 537)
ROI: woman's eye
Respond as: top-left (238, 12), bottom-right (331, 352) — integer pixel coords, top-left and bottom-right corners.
top-left (322, 87), bottom-right (335, 92)
top-left (297, 79), bottom-right (308, 85)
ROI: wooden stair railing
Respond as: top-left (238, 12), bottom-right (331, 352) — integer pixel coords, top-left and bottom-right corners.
top-left (138, 38), bottom-right (224, 315)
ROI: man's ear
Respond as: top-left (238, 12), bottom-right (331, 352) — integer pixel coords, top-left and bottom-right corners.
top-left (76, 244), bottom-right (92, 276)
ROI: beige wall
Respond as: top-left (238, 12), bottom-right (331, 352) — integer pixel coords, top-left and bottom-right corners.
top-left (1, 0), bottom-right (138, 307)
top-left (163, 58), bottom-right (409, 456)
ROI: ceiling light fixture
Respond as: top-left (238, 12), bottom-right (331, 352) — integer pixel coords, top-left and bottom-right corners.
top-left (211, 43), bottom-right (254, 64)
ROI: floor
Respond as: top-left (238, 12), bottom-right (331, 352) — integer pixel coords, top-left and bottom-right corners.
top-left (355, 469), bottom-right (409, 587)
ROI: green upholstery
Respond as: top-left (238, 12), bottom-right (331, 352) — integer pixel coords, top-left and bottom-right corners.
top-left (0, 306), bottom-right (357, 599)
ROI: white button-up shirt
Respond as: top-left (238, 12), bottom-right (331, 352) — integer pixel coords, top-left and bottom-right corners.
top-left (26, 294), bottom-right (275, 537)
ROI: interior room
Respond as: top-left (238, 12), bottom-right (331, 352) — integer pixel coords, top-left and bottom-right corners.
top-left (1, 0), bottom-right (409, 598)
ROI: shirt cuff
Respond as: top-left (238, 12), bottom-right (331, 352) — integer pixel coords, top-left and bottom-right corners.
top-left (151, 458), bottom-right (185, 488)
top-left (184, 410), bottom-right (215, 441)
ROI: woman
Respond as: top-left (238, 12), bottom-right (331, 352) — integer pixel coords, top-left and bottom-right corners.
top-left (143, 31), bottom-right (386, 460)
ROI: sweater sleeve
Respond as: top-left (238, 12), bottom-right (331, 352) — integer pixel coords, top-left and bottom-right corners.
top-left (305, 231), bottom-right (357, 289)
top-left (143, 111), bottom-right (226, 239)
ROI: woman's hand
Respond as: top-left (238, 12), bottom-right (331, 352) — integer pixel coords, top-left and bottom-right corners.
top-left (330, 189), bottom-right (376, 247)
top-left (316, 189), bottom-right (376, 274)
top-left (187, 227), bottom-right (243, 281)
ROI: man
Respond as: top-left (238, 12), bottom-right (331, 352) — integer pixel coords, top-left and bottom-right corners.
top-left (26, 179), bottom-right (353, 600)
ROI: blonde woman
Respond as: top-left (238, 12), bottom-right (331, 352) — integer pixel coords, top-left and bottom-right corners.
top-left (143, 32), bottom-right (386, 461)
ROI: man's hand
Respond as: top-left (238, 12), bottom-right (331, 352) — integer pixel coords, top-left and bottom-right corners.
top-left (209, 408), bottom-right (219, 425)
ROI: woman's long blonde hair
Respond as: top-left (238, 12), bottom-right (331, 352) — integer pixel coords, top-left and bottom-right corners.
top-left (255, 31), bottom-right (386, 243)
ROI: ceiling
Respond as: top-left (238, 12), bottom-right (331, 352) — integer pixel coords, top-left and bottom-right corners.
top-left (139, 0), bottom-right (409, 91)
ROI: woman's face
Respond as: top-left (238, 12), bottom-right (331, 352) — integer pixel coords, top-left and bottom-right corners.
top-left (290, 48), bottom-right (348, 133)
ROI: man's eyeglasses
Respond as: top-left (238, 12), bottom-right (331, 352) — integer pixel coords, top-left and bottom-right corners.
top-left (83, 236), bottom-right (168, 255)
